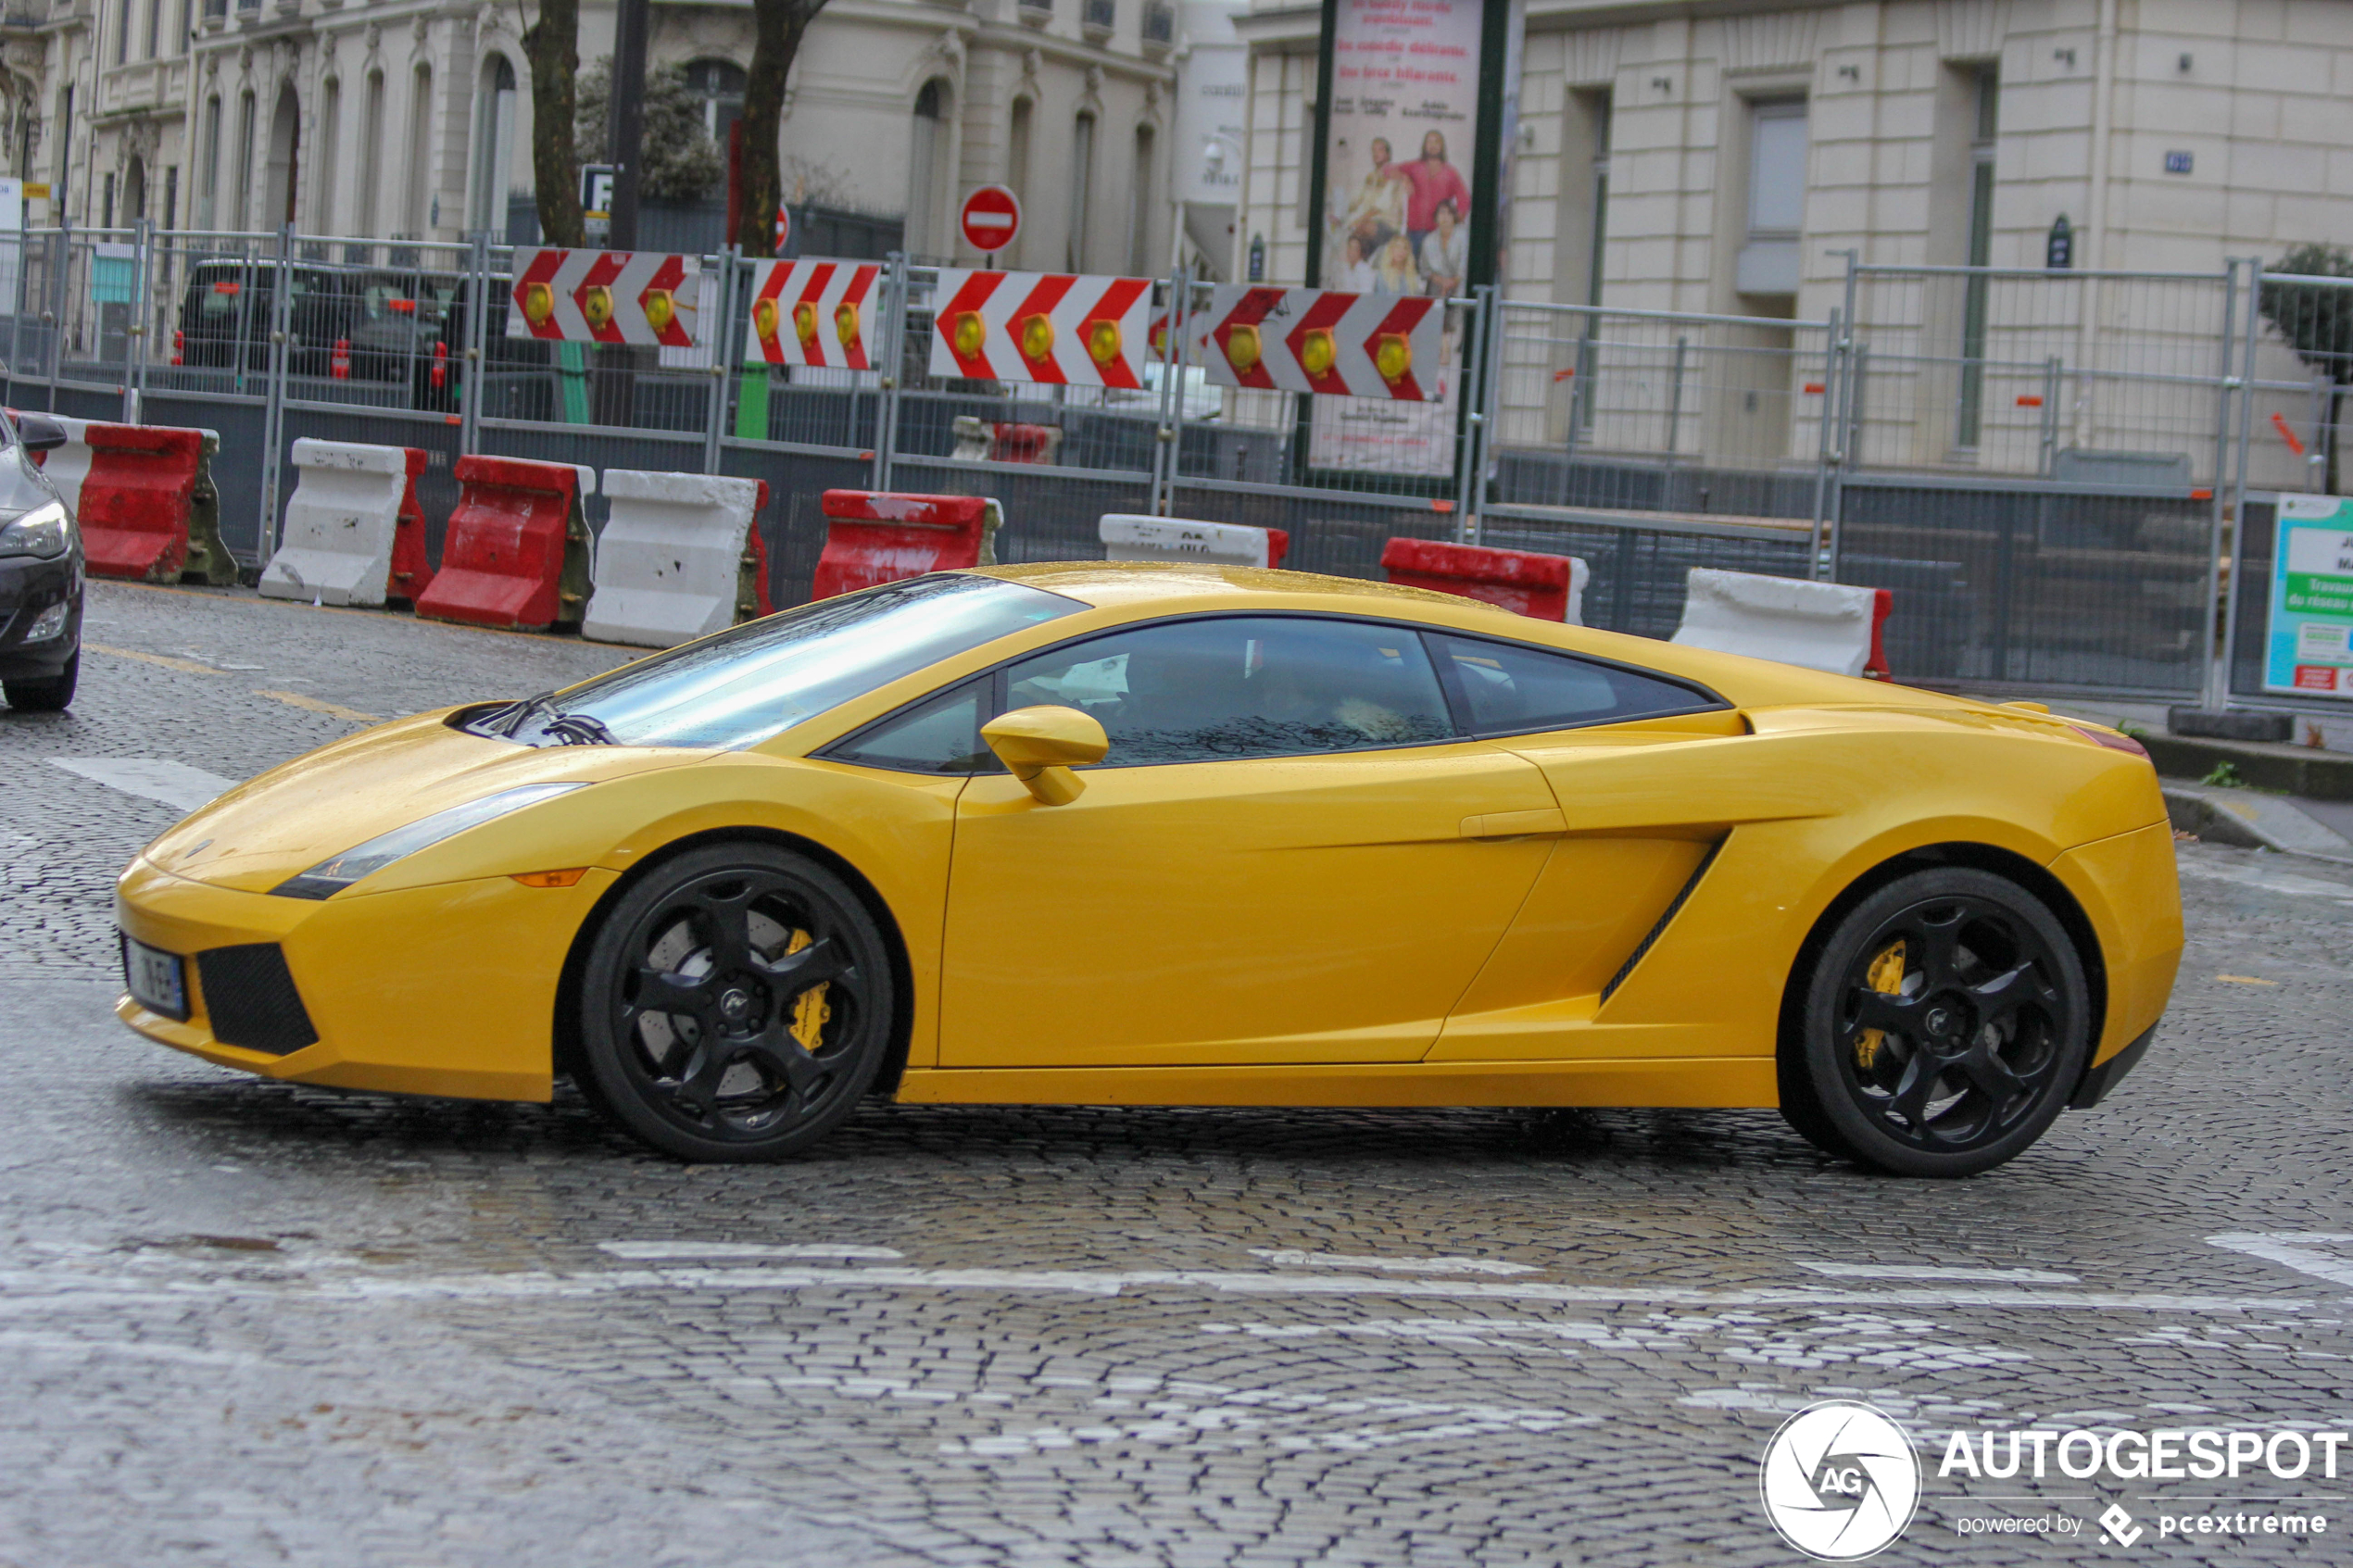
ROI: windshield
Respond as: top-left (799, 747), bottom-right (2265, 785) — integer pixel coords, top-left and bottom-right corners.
top-left (493, 574), bottom-right (1086, 750)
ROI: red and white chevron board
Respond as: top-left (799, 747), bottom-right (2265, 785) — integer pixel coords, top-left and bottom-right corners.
top-left (506, 248), bottom-right (703, 347)
top-left (743, 259), bottom-right (882, 370)
top-left (1201, 286), bottom-right (1444, 401)
top-left (929, 270), bottom-right (1151, 388)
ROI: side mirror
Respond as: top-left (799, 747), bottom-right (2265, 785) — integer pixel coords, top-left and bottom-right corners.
top-left (15, 413), bottom-right (66, 453)
top-left (983, 705), bottom-right (1109, 806)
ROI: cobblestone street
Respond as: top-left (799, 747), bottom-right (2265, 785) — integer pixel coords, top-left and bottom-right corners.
top-left (2, 582), bottom-right (2348, 1567)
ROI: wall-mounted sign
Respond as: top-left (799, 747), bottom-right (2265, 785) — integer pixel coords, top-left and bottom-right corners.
top-left (2045, 214), bottom-right (2073, 270)
top-left (580, 165), bottom-right (616, 219)
top-left (2163, 150), bottom-right (2194, 175)
top-left (2265, 495), bottom-right (2353, 697)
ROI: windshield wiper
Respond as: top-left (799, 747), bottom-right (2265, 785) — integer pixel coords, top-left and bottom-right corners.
top-left (542, 710), bottom-right (618, 746)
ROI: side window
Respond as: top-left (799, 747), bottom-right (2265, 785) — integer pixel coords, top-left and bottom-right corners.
top-left (824, 680), bottom-right (1000, 774)
top-left (1430, 633), bottom-right (1718, 734)
top-left (1007, 615), bottom-right (1455, 765)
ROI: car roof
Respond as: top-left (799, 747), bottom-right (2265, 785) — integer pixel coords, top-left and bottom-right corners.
top-left (972, 559), bottom-right (1505, 614)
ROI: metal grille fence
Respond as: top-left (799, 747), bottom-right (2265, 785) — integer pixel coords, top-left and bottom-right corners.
top-left (3, 220), bottom-right (2346, 711)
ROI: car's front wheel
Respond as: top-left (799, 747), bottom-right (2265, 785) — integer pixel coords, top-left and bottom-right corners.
top-left (4, 648), bottom-right (79, 712)
top-left (576, 843), bottom-right (896, 1161)
top-left (1780, 868), bottom-right (2091, 1177)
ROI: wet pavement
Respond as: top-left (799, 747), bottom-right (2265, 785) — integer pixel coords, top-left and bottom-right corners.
top-left (2, 582), bottom-right (2348, 1567)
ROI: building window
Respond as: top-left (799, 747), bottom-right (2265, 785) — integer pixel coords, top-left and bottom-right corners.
top-left (1126, 123), bottom-right (1155, 276)
top-left (357, 71), bottom-right (384, 238)
top-left (163, 165), bottom-right (177, 230)
top-left (1957, 67), bottom-right (1999, 448)
top-left (405, 66), bottom-right (434, 233)
top-left (101, 172), bottom-right (115, 230)
top-left (314, 78), bottom-right (340, 232)
top-left (1734, 98), bottom-right (1806, 298)
top-left (195, 94), bottom-right (220, 227)
top-left (907, 79), bottom-right (950, 257)
top-left (1007, 97), bottom-right (1032, 207)
top-left (683, 59), bottom-right (745, 149)
top-left (145, 0), bottom-right (160, 60)
top-left (1068, 111), bottom-right (1096, 271)
top-left (116, 0), bottom-right (130, 64)
top-left (470, 56), bottom-right (516, 232)
top-left (233, 89), bottom-right (256, 230)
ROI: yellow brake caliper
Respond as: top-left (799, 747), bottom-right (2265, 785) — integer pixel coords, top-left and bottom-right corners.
top-left (1855, 941), bottom-right (1906, 1072)
top-left (784, 929), bottom-right (832, 1051)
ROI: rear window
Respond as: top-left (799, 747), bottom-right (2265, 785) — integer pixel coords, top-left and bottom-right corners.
top-left (1430, 633), bottom-right (1721, 734)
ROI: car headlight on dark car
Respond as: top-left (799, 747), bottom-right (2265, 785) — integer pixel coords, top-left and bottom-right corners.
top-left (271, 783), bottom-right (588, 899)
top-left (0, 501), bottom-right (71, 560)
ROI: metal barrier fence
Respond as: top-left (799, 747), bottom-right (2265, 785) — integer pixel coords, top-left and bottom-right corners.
top-left (6, 221), bottom-right (2347, 712)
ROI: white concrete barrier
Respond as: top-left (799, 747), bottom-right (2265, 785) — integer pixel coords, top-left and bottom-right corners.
top-left (34, 416), bottom-right (93, 516)
top-left (1670, 567), bottom-right (1888, 678)
top-left (258, 440), bottom-right (414, 607)
top-left (583, 470), bottom-right (765, 648)
top-left (1100, 514), bottom-right (1288, 569)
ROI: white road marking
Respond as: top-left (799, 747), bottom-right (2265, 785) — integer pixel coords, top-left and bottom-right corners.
top-left (46, 757), bottom-right (238, 813)
top-left (2208, 1233), bottom-right (2353, 1291)
top-left (1246, 1248), bottom-right (1541, 1276)
top-left (2176, 859), bottom-right (2353, 904)
top-left (598, 1241), bottom-right (903, 1261)
top-left (1795, 1261), bottom-right (2079, 1284)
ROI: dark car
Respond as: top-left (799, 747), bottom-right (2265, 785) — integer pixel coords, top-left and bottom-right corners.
top-left (176, 259), bottom-right (370, 380)
top-left (346, 269), bottom-right (469, 406)
top-left (0, 411), bottom-right (82, 711)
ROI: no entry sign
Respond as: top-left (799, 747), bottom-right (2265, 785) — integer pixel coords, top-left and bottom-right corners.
top-left (960, 185), bottom-right (1023, 257)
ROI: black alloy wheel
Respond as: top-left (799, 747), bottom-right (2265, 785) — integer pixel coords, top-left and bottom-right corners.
top-left (576, 844), bottom-right (894, 1161)
top-left (1780, 868), bottom-right (2090, 1177)
top-left (3, 648), bottom-right (79, 712)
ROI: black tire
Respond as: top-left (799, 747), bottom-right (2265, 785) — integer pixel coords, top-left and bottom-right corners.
top-left (4, 648), bottom-right (78, 712)
top-left (575, 843), bottom-right (895, 1161)
top-left (1779, 868), bottom-right (2090, 1177)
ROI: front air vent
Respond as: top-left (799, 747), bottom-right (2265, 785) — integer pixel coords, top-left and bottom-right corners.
top-left (197, 944), bottom-right (320, 1056)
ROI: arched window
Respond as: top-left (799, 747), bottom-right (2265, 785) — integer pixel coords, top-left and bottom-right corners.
top-left (357, 71), bottom-right (384, 238)
top-left (907, 79), bottom-right (950, 258)
top-left (470, 56), bottom-right (516, 232)
top-left (314, 78), bottom-right (340, 232)
top-left (232, 89), bottom-right (256, 230)
top-left (683, 58), bottom-right (746, 149)
top-left (125, 156), bottom-right (146, 222)
top-left (1066, 111), bottom-right (1095, 271)
top-left (405, 65), bottom-right (434, 233)
top-left (195, 94), bottom-right (220, 228)
top-left (1126, 123), bottom-right (1154, 275)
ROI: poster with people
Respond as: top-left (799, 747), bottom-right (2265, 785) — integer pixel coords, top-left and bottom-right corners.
top-left (1311, 0), bottom-right (1486, 474)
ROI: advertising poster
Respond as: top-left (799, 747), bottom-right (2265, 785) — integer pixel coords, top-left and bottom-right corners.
top-left (1307, 0), bottom-right (1485, 475)
top-left (2266, 495), bottom-right (2353, 696)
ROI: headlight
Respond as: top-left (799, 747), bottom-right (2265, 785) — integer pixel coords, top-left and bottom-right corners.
top-left (271, 783), bottom-right (588, 900)
top-left (0, 502), bottom-right (70, 560)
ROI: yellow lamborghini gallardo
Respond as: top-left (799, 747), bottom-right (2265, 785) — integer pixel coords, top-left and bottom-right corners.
top-left (115, 564), bottom-right (2182, 1175)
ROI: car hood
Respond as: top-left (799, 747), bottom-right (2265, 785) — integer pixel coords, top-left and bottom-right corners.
top-left (140, 708), bottom-right (706, 894)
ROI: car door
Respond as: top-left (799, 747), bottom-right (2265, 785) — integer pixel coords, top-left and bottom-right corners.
top-left (1415, 632), bottom-right (1780, 1062)
top-left (937, 613), bottom-right (1565, 1069)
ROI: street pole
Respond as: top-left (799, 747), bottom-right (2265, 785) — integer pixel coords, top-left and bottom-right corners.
top-left (598, 0), bottom-right (650, 428)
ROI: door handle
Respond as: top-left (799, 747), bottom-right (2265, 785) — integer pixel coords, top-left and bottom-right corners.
top-left (1459, 808), bottom-right (1567, 839)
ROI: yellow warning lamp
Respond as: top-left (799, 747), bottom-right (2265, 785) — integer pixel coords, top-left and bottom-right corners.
top-left (1150, 321), bottom-right (1168, 359)
top-left (522, 281), bottom-right (555, 326)
top-left (793, 300), bottom-right (821, 347)
top-left (581, 285), bottom-right (615, 330)
top-left (952, 310), bottom-right (988, 358)
top-left (1225, 323), bottom-right (1261, 374)
top-left (1300, 327), bottom-right (1336, 378)
top-left (752, 296), bottom-right (780, 345)
top-left (1086, 319), bottom-right (1122, 368)
top-left (641, 289), bottom-right (675, 334)
top-left (1018, 312), bottom-right (1055, 362)
top-left (835, 300), bottom-right (862, 348)
top-left (1374, 332), bottom-right (1413, 384)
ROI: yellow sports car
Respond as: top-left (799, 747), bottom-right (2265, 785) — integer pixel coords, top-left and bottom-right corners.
top-left (115, 564), bottom-right (2181, 1175)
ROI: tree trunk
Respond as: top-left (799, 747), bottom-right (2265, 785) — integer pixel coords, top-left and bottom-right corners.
top-left (522, 0), bottom-right (585, 248)
top-left (736, 0), bottom-right (819, 257)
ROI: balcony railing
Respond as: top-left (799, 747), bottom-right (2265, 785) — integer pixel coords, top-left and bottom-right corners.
top-left (1016, 0), bottom-right (1050, 23)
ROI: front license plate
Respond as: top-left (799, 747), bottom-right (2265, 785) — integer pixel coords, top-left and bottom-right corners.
top-left (122, 935), bottom-right (188, 1021)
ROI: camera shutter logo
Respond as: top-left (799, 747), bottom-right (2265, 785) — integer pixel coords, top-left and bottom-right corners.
top-left (1758, 1400), bottom-right (1921, 1561)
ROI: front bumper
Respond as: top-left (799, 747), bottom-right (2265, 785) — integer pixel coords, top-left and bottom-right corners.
top-left (0, 547), bottom-right (81, 679)
top-left (115, 855), bottom-right (618, 1101)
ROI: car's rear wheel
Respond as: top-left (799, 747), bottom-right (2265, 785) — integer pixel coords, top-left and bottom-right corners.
top-left (1780, 868), bottom-right (2090, 1177)
top-left (4, 649), bottom-right (79, 712)
top-left (576, 843), bottom-right (894, 1161)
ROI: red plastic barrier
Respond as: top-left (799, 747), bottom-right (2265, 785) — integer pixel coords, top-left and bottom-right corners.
top-left (812, 490), bottom-right (998, 601)
top-left (1265, 528), bottom-right (1292, 571)
top-left (414, 457), bottom-right (585, 631)
top-left (79, 424), bottom-right (206, 583)
top-left (1865, 588), bottom-right (1894, 680)
top-left (385, 447), bottom-right (434, 606)
top-left (1380, 537), bottom-right (1574, 621)
top-left (991, 423), bottom-right (1059, 464)
top-left (738, 479), bottom-right (776, 621)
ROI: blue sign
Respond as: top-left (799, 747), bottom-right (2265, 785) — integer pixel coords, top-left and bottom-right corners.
top-left (2163, 150), bottom-right (2194, 175)
top-left (2266, 495), bottom-right (2353, 698)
